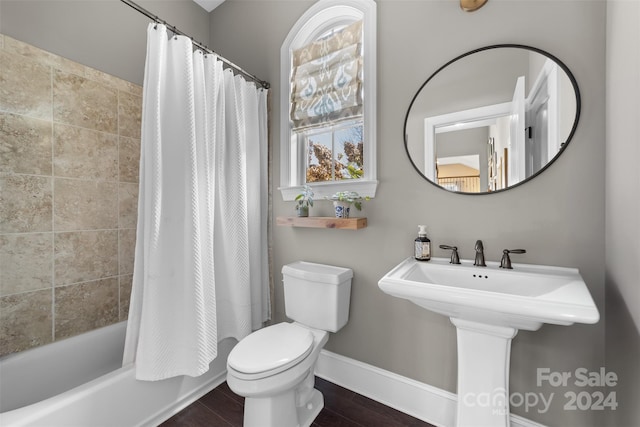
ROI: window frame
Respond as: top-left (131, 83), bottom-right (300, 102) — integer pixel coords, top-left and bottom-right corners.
top-left (279, 0), bottom-right (377, 201)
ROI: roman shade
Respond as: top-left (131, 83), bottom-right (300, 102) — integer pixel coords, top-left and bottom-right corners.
top-left (290, 20), bottom-right (363, 131)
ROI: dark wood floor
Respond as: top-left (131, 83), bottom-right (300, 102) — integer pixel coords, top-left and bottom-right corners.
top-left (160, 377), bottom-right (435, 427)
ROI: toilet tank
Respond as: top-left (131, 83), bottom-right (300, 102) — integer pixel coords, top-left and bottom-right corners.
top-left (282, 261), bottom-right (353, 333)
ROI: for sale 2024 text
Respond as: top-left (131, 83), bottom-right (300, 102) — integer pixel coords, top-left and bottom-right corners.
top-left (537, 367), bottom-right (618, 411)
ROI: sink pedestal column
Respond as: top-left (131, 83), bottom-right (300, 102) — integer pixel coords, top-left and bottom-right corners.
top-left (450, 318), bottom-right (518, 427)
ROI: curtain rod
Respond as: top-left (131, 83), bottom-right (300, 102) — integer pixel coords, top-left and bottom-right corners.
top-left (120, 0), bottom-right (270, 89)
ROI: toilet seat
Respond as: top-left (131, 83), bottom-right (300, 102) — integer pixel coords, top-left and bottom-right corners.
top-left (228, 323), bottom-right (314, 379)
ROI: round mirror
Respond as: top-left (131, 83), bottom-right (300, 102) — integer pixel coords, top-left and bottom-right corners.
top-left (404, 45), bottom-right (580, 194)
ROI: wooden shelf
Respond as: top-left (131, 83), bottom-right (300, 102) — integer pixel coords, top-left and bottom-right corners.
top-left (276, 216), bottom-right (367, 230)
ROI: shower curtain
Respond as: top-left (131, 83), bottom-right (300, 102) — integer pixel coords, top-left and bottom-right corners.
top-left (123, 24), bottom-right (270, 381)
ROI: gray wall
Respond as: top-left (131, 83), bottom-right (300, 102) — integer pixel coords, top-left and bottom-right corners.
top-left (210, 1), bottom-right (607, 426)
top-left (605, 1), bottom-right (640, 426)
top-left (0, 0), bottom-right (208, 86)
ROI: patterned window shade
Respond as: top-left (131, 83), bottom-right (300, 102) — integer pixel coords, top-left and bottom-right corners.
top-left (290, 20), bottom-right (363, 131)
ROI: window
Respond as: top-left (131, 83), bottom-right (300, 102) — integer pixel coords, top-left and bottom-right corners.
top-left (279, 0), bottom-right (377, 201)
top-left (305, 120), bottom-right (363, 183)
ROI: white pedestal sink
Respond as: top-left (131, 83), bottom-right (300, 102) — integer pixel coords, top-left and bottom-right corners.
top-left (378, 257), bottom-right (599, 427)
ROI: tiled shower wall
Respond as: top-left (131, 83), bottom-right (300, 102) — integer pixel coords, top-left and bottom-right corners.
top-left (0, 34), bottom-right (142, 357)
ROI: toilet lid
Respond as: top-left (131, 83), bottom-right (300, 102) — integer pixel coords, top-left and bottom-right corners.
top-left (228, 323), bottom-right (314, 375)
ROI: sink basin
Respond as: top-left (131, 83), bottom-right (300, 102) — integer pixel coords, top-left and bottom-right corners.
top-left (378, 257), bottom-right (599, 331)
top-left (379, 257), bottom-right (600, 427)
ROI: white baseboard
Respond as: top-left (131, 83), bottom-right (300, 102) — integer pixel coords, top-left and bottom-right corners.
top-left (315, 349), bottom-right (546, 427)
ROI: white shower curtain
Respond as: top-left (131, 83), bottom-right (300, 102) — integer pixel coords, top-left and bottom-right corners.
top-left (123, 24), bottom-right (270, 381)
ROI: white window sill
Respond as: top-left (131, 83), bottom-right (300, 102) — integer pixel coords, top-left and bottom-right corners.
top-left (279, 180), bottom-right (378, 202)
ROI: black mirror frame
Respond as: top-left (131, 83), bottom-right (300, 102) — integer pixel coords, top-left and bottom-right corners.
top-left (403, 44), bottom-right (581, 195)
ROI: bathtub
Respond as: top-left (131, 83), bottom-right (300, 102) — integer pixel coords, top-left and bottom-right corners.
top-left (0, 321), bottom-right (235, 426)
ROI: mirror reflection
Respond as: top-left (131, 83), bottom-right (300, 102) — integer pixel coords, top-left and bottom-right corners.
top-left (404, 45), bottom-right (580, 194)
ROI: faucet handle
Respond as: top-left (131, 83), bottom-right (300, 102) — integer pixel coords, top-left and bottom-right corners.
top-left (439, 245), bottom-right (461, 264)
top-left (500, 249), bottom-right (526, 269)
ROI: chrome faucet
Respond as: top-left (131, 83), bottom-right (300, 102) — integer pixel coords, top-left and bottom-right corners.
top-left (474, 240), bottom-right (486, 267)
top-left (500, 249), bottom-right (526, 269)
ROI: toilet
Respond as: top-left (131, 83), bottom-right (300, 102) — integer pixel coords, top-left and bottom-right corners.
top-left (226, 261), bottom-right (353, 427)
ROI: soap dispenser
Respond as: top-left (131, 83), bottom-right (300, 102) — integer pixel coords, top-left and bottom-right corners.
top-left (414, 225), bottom-right (431, 261)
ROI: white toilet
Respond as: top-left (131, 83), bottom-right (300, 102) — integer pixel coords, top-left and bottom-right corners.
top-left (226, 261), bottom-right (353, 427)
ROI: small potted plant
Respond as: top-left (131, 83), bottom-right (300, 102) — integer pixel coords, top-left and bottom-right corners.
top-left (327, 191), bottom-right (369, 218)
top-left (294, 185), bottom-right (314, 217)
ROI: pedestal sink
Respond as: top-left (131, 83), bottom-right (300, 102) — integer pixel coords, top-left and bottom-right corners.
top-left (378, 257), bottom-right (599, 427)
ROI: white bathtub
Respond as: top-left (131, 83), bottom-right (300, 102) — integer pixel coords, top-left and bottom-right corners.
top-left (0, 321), bottom-right (235, 426)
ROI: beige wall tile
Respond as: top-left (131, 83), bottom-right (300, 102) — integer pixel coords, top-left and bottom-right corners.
top-left (0, 50), bottom-right (52, 120)
top-left (54, 230), bottom-right (118, 286)
top-left (0, 289), bottom-right (53, 356)
top-left (119, 228), bottom-right (137, 275)
top-left (3, 34), bottom-right (60, 68)
top-left (119, 136), bottom-right (140, 183)
top-left (84, 66), bottom-right (142, 97)
top-left (53, 70), bottom-right (118, 134)
top-left (0, 174), bottom-right (52, 233)
top-left (0, 112), bottom-right (52, 175)
top-left (119, 183), bottom-right (138, 229)
top-left (119, 274), bottom-right (133, 321)
top-left (0, 233), bottom-right (53, 297)
top-left (118, 91), bottom-right (142, 139)
top-left (53, 178), bottom-right (118, 231)
top-left (84, 66), bottom-right (123, 91)
top-left (54, 278), bottom-right (118, 340)
top-left (3, 35), bottom-right (85, 77)
top-left (53, 56), bottom-right (86, 77)
top-left (53, 123), bottom-right (118, 180)
top-left (0, 35), bottom-right (144, 356)
top-left (125, 82), bottom-right (143, 98)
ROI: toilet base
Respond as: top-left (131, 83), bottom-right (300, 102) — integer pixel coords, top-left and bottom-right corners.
top-left (243, 387), bottom-right (324, 427)
top-left (297, 389), bottom-right (324, 427)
